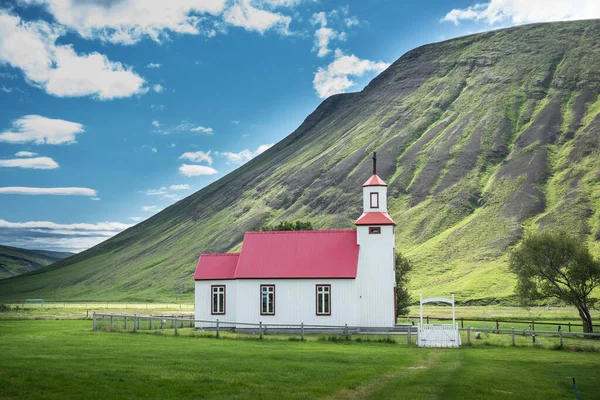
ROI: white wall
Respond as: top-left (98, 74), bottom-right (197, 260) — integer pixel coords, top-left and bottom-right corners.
top-left (362, 186), bottom-right (388, 212)
top-left (195, 280), bottom-right (236, 328)
top-left (355, 224), bottom-right (396, 327)
top-left (195, 279), bottom-right (358, 327)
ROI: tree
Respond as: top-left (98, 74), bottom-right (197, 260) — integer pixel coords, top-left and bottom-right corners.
top-left (509, 231), bottom-right (600, 334)
top-left (395, 252), bottom-right (413, 317)
top-left (254, 220), bottom-right (314, 231)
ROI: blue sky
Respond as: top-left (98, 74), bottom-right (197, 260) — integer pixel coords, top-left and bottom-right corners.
top-left (1, 0), bottom-right (598, 252)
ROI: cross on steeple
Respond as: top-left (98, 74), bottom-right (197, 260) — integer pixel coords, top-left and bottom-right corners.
top-left (372, 152), bottom-right (377, 175)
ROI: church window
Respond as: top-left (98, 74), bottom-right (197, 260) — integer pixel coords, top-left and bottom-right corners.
top-left (260, 285), bottom-right (275, 315)
top-left (370, 192), bottom-right (379, 208)
top-left (211, 285), bottom-right (225, 315)
top-left (316, 285), bottom-right (331, 315)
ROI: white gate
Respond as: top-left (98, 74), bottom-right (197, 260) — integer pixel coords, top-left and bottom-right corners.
top-left (417, 294), bottom-right (461, 348)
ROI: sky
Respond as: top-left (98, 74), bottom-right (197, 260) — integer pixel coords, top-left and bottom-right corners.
top-left (1, 0), bottom-right (599, 253)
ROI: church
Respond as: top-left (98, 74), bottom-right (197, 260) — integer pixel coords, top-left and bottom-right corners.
top-left (194, 154), bottom-right (396, 328)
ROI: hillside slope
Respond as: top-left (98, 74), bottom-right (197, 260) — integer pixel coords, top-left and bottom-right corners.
top-left (0, 245), bottom-right (72, 280)
top-left (2, 20), bottom-right (600, 302)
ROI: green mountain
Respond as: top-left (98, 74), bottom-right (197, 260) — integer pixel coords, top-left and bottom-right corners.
top-left (2, 20), bottom-right (600, 303)
top-left (0, 245), bottom-right (73, 280)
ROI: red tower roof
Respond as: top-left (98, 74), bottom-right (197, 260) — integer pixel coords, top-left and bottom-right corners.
top-left (355, 212), bottom-right (396, 226)
top-left (362, 174), bottom-right (387, 187)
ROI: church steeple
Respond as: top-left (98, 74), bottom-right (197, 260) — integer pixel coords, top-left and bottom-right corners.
top-left (355, 152), bottom-right (395, 226)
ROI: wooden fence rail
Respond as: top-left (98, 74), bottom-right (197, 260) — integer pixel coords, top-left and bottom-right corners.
top-left (399, 315), bottom-right (599, 332)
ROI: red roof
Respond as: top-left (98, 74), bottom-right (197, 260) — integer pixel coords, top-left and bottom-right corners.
top-left (194, 230), bottom-right (359, 280)
top-left (194, 253), bottom-right (239, 280)
top-left (362, 174), bottom-right (387, 187)
top-left (355, 212), bottom-right (396, 226)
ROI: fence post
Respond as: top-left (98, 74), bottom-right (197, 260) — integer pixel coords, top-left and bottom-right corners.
top-left (301, 322), bottom-right (304, 341)
top-left (568, 322), bottom-right (571, 332)
top-left (92, 312), bottom-right (96, 331)
top-left (110, 314), bottom-right (114, 330)
top-left (559, 330), bottom-right (563, 348)
top-left (426, 315), bottom-right (429, 324)
top-left (461, 318), bottom-right (464, 328)
top-left (512, 328), bottom-right (515, 346)
top-left (160, 318), bottom-right (164, 330)
top-left (102, 314), bottom-right (105, 330)
top-left (216, 319), bottom-right (220, 339)
top-left (408, 325), bottom-right (412, 345)
top-left (532, 320), bottom-right (535, 331)
top-left (496, 320), bottom-right (499, 334)
top-left (532, 331), bottom-right (536, 345)
top-left (124, 316), bottom-right (128, 330)
top-left (174, 317), bottom-right (178, 336)
top-left (149, 315), bottom-right (153, 330)
top-left (467, 326), bottom-right (471, 345)
top-left (345, 324), bottom-right (349, 341)
top-left (133, 314), bottom-right (137, 332)
top-left (259, 321), bottom-right (263, 340)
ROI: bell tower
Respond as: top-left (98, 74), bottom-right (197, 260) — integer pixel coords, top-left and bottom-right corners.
top-left (355, 152), bottom-right (396, 327)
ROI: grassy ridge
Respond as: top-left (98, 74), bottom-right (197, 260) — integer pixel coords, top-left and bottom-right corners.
top-left (2, 20), bottom-right (600, 302)
top-left (0, 245), bottom-right (72, 279)
top-left (1, 320), bottom-right (599, 399)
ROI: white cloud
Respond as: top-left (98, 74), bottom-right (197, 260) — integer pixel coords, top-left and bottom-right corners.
top-left (0, 12), bottom-right (146, 99)
top-left (224, 0), bottom-right (292, 34)
top-left (179, 150), bottom-right (213, 164)
top-left (90, 197), bottom-right (100, 200)
top-left (0, 115), bottom-right (84, 145)
top-left (142, 205), bottom-right (162, 212)
top-left (0, 187), bottom-right (96, 196)
top-left (20, 0), bottom-right (228, 45)
top-left (313, 49), bottom-right (389, 98)
top-left (179, 164), bottom-right (218, 176)
top-left (152, 84), bottom-right (165, 93)
top-left (15, 151), bottom-right (38, 157)
top-left (151, 104), bottom-right (165, 111)
top-left (344, 16), bottom-right (359, 27)
top-left (129, 216), bottom-right (143, 222)
top-left (152, 120), bottom-right (160, 128)
top-left (310, 10), bottom-right (355, 57)
top-left (169, 184), bottom-right (190, 190)
top-left (441, 0), bottom-right (600, 25)
top-left (231, 120), bottom-right (240, 124)
top-left (0, 157), bottom-right (59, 169)
top-left (190, 126), bottom-right (213, 134)
top-left (146, 63), bottom-right (161, 68)
top-left (216, 143), bottom-right (273, 165)
top-left (170, 143), bottom-right (176, 147)
top-left (144, 187), bottom-right (168, 196)
top-left (151, 148), bottom-right (157, 153)
top-left (0, 219), bottom-right (128, 231)
top-left (0, 218), bottom-right (131, 252)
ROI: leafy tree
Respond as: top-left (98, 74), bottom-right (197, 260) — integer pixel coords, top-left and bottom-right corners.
top-left (395, 252), bottom-right (413, 316)
top-left (255, 220), bottom-right (314, 231)
top-left (509, 231), bottom-right (600, 334)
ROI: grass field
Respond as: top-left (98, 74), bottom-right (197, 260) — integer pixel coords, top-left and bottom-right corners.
top-left (1, 319), bottom-right (599, 399)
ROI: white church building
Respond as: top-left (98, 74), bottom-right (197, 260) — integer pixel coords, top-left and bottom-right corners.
top-left (194, 155), bottom-right (397, 328)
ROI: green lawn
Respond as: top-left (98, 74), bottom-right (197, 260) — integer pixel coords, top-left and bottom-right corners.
top-left (1, 320), bottom-right (599, 399)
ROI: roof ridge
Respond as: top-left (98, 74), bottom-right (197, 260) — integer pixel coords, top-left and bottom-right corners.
top-left (200, 253), bottom-right (240, 257)
top-left (246, 229), bottom-right (356, 235)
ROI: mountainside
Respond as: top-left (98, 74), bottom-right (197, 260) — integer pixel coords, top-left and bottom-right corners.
top-left (2, 20), bottom-right (600, 303)
top-left (0, 245), bottom-right (73, 280)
